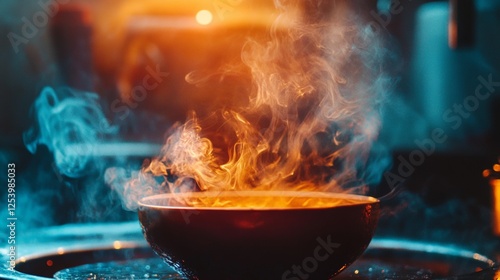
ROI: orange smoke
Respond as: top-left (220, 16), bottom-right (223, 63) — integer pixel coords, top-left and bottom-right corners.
top-left (119, 1), bottom-right (391, 208)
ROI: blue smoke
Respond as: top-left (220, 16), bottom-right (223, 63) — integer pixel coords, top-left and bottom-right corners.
top-left (23, 86), bottom-right (117, 178)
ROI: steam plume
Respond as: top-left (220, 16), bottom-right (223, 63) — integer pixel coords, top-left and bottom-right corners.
top-left (122, 0), bottom-right (395, 208)
top-left (23, 86), bottom-right (116, 178)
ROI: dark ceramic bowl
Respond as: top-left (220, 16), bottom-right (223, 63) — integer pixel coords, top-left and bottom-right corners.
top-left (138, 191), bottom-right (379, 280)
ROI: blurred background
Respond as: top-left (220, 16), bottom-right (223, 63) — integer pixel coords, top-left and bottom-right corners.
top-left (1, 0), bottom-right (500, 277)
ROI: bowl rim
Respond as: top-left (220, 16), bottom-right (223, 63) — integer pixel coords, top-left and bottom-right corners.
top-left (138, 191), bottom-right (379, 211)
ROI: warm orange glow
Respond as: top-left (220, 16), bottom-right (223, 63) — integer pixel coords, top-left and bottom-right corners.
top-left (483, 169), bottom-right (491, 178)
top-left (140, 191), bottom-right (377, 209)
top-left (195, 10), bottom-right (213, 25)
top-left (448, 21), bottom-right (457, 49)
top-left (57, 247), bottom-right (65, 255)
top-left (113, 241), bottom-right (122, 249)
top-left (494, 269), bottom-right (500, 279)
top-left (184, 195), bottom-right (368, 209)
top-left (493, 164), bottom-right (500, 172)
top-left (117, 0), bottom-right (388, 209)
top-left (490, 179), bottom-right (500, 236)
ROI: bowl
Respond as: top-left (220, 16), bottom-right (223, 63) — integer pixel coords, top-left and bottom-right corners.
top-left (138, 191), bottom-right (379, 280)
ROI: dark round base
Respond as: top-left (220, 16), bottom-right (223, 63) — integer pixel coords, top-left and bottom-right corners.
top-left (138, 192), bottom-right (379, 280)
